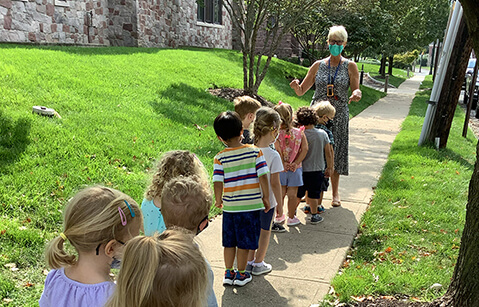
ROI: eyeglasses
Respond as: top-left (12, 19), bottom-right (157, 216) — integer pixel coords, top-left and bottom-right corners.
top-left (95, 239), bottom-right (125, 255)
top-left (197, 215), bottom-right (209, 235)
top-left (329, 40), bottom-right (344, 45)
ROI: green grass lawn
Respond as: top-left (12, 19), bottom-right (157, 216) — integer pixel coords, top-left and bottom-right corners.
top-left (358, 62), bottom-right (411, 88)
top-left (323, 88), bottom-right (478, 304)
top-left (420, 74), bottom-right (434, 90)
top-left (0, 45), bottom-right (386, 306)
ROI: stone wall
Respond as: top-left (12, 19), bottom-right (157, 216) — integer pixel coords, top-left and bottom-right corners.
top-left (0, 0), bottom-right (109, 45)
top-left (0, 0), bottom-right (233, 49)
top-left (107, 0), bottom-right (137, 46)
top-left (137, 0), bottom-right (232, 49)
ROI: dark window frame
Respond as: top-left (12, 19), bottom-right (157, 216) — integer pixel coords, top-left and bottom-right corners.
top-left (197, 0), bottom-right (222, 25)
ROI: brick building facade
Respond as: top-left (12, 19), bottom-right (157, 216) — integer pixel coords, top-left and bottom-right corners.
top-left (0, 0), bottom-right (232, 49)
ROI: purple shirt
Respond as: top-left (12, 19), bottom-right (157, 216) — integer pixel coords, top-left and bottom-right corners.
top-left (39, 268), bottom-right (115, 307)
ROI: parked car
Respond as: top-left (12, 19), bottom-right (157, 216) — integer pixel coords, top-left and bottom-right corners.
top-left (464, 58), bottom-right (479, 118)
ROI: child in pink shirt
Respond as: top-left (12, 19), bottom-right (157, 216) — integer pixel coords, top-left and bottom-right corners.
top-left (274, 102), bottom-right (308, 228)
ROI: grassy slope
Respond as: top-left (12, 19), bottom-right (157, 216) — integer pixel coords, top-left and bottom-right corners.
top-left (324, 88), bottom-right (478, 303)
top-left (0, 45), bottom-right (385, 306)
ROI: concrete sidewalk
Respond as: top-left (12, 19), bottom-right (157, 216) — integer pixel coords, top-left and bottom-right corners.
top-left (198, 71), bottom-right (428, 306)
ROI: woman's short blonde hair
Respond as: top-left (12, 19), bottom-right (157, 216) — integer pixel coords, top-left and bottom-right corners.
top-left (105, 229), bottom-right (208, 307)
top-left (312, 100), bottom-right (336, 118)
top-left (45, 186), bottom-right (142, 269)
top-left (145, 150), bottom-right (209, 201)
top-left (328, 25), bottom-right (348, 42)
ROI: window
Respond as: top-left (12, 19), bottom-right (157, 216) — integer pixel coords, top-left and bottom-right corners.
top-left (197, 0), bottom-right (222, 25)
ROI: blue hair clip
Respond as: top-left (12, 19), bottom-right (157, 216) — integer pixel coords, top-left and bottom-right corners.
top-left (124, 200), bottom-right (135, 217)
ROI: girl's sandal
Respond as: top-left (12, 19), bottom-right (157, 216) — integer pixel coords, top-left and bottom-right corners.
top-left (331, 200), bottom-right (341, 207)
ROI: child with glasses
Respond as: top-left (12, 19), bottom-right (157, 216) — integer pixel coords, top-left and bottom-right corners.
top-left (141, 150), bottom-right (209, 236)
top-left (295, 107), bottom-right (334, 224)
top-left (213, 111), bottom-right (270, 287)
top-left (273, 102), bottom-right (308, 228)
top-left (39, 186), bottom-right (142, 307)
top-left (245, 107), bottom-right (284, 275)
top-left (105, 229), bottom-right (208, 307)
top-left (301, 100), bottom-right (336, 214)
top-left (161, 176), bottom-right (218, 307)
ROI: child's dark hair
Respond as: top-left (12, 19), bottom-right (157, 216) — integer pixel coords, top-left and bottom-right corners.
top-left (214, 111), bottom-right (243, 141)
top-left (295, 106), bottom-right (318, 126)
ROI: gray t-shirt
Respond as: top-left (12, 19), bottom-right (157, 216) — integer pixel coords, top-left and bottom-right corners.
top-left (302, 128), bottom-right (330, 172)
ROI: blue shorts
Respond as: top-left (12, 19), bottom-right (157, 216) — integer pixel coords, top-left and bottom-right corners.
top-left (222, 211), bottom-right (261, 250)
top-left (297, 171), bottom-right (329, 199)
top-left (280, 167), bottom-right (304, 187)
top-left (260, 208), bottom-right (274, 230)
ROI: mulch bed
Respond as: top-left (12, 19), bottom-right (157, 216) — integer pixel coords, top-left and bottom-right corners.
top-left (207, 87), bottom-right (274, 107)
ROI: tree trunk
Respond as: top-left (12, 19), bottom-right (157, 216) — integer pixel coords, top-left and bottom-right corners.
top-left (388, 55), bottom-right (394, 76)
top-left (379, 54), bottom-right (386, 76)
top-left (427, 1), bottom-right (479, 305)
top-left (428, 16), bottom-right (472, 147)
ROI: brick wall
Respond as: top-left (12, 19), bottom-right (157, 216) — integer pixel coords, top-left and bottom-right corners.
top-left (0, 0), bottom-right (233, 49)
top-left (0, 0), bottom-right (109, 45)
top-left (137, 0), bottom-right (232, 49)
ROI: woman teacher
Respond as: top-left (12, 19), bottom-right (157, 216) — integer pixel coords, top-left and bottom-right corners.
top-left (290, 25), bottom-right (361, 207)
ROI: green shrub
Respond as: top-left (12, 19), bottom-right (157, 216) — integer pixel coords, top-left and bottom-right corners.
top-left (393, 50), bottom-right (420, 69)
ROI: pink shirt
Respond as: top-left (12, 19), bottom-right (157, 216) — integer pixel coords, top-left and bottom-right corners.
top-left (277, 127), bottom-right (303, 167)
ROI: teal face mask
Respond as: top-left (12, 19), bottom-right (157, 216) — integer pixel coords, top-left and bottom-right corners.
top-left (329, 44), bottom-right (344, 56)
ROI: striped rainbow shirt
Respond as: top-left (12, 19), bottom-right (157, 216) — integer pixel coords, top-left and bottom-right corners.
top-left (213, 144), bottom-right (269, 212)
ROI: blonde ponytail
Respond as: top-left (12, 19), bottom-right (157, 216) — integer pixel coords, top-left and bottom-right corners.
top-left (253, 107), bottom-right (281, 145)
top-left (45, 235), bottom-right (76, 269)
top-left (44, 186), bottom-right (142, 270)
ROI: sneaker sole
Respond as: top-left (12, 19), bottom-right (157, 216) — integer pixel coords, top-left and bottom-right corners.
top-left (287, 221), bottom-right (301, 226)
top-left (310, 218), bottom-right (324, 224)
top-left (271, 228), bottom-right (286, 233)
top-left (223, 279), bottom-right (234, 286)
top-left (233, 278), bottom-right (252, 286)
top-left (252, 268), bottom-right (272, 276)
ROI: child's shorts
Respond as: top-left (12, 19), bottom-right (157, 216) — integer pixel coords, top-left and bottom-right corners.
top-left (260, 208), bottom-right (274, 231)
top-left (222, 211), bottom-right (261, 250)
top-left (280, 167), bottom-right (303, 187)
top-left (297, 171), bottom-right (329, 199)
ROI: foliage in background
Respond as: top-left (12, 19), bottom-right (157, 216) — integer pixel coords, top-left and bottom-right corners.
top-left (223, 0), bottom-right (324, 95)
top-left (323, 88), bottom-right (477, 304)
top-left (393, 50), bottom-right (421, 70)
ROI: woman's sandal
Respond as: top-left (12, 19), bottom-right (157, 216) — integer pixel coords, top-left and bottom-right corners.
top-left (331, 200), bottom-right (341, 207)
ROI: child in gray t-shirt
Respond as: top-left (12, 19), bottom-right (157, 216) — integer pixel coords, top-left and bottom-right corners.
top-left (295, 107), bottom-right (334, 224)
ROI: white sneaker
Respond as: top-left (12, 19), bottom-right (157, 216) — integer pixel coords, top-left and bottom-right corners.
top-left (251, 261), bottom-right (272, 276)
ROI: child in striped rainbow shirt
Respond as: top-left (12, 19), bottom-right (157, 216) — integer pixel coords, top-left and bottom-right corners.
top-left (213, 111), bottom-right (270, 287)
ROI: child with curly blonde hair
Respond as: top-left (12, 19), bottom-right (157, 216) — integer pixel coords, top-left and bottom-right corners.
top-left (142, 150), bottom-right (209, 236)
top-left (40, 186), bottom-right (142, 307)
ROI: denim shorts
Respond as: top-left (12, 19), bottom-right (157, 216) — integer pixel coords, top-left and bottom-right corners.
top-left (222, 211), bottom-right (261, 250)
top-left (280, 167), bottom-right (304, 187)
top-left (297, 171), bottom-right (329, 199)
top-left (260, 208), bottom-right (274, 230)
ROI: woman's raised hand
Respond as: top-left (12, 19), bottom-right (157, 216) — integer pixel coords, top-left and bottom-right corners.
top-left (348, 89), bottom-right (362, 104)
top-left (290, 79), bottom-right (300, 90)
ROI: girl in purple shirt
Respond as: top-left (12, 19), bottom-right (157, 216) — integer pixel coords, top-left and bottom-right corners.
top-left (39, 186), bottom-right (142, 307)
